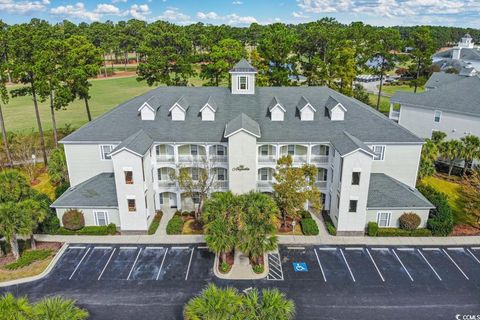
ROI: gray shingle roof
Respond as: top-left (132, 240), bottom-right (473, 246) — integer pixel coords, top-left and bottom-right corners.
top-left (325, 96), bottom-right (343, 111)
top-left (331, 131), bottom-right (374, 157)
top-left (61, 86), bottom-right (423, 145)
top-left (204, 96), bottom-right (217, 112)
top-left (296, 96), bottom-right (315, 112)
top-left (268, 96), bottom-right (285, 112)
top-left (391, 75), bottom-right (480, 117)
top-left (230, 58), bottom-right (257, 73)
top-left (367, 173), bottom-right (433, 209)
top-left (170, 96), bottom-right (189, 112)
top-left (224, 113), bottom-right (261, 137)
top-left (51, 173), bottom-right (118, 208)
top-left (434, 48), bottom-right (480, 61)
top-left (111, 130), bottom-right (153, 156)
top-left (424, 72), bottom-right (466, 89)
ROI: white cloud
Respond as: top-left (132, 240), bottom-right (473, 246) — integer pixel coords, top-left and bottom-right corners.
top-left (127, 3), bottom-right (150, 20)
top-left (50, 2), bottom-right (101, 21)
top-left (232, 1), bottom-right (243, 4)
top-left (155, 7), bottom-right (192, 23)
top-left (95, 3), bottom-right (121, 14)
top-left (0, 0), bottom-right (49, 14)
top-left (196, 11), bottom-right (257, 25)
top-left (111, 0), bottom-right (126, 3)
top-left (292, 11), bottom-right (309, 18)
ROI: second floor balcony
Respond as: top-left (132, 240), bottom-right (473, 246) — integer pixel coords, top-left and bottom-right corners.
top-left (155, 143), bottom-right (228, 164)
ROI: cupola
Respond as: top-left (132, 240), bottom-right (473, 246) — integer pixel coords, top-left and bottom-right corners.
top-left (229, 59), bottom-right (257, 95)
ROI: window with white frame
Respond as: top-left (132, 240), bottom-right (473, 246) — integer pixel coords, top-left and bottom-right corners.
top-left (100, 145), bottom-right (115, 160)
top-left (192, 193), bottom-right (200, 204)
top-left (239, 76), bottom-right (248, 90)
top-left (216, 168), bottom-right (226, 180)
top-left (260, 168), bottom-right (268, 181)
top-left (348, 200), bottom-right (357, 212)
top-left (190, 145), bottom-right (198, 156)
top-left (377, 212), bottom-right (391, 227)
top-left (260, 145), bottom-right (269, 156)
top-left (434, 110), bottom-right (442, 123)
top-left (317, 168), bottom-right (327, 181)
top-left (94, 211), bottom-right (109, 226)
top-left (371, 145), bottom-right (385, 161)
top-left (159, 193), bottom-right (164, 205)
top-left (287, 145), bottom-right (295, 155)
top-left (191, 168), bottom-right (199, 180)
top-left (215, 145), bottom-right (225, 156)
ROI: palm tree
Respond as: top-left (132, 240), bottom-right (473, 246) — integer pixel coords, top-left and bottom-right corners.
top-left (205, 219), bottom-right (236, 264)
top-left (460, 135), bottom-right (480, 176)
top-left (242, 288), bottom-right (295, 320)
top-left (184, 284), bottom-right (243, 320)
top-left (0, 202), bottom-right (33, 260)
top-left (33, 296), bottom-right (89, 320)
top-left (19, 198), bottom-right (48, 250)
top-left (238, 227), bottom-right (278, 266)
top-left (0, 293), bottom-right (33, 320)
top-left (439, 140), bottom-right (463, 176)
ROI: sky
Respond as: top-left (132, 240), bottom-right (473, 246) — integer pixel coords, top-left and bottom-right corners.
top-left (1, 0), bottom-right (480, 28)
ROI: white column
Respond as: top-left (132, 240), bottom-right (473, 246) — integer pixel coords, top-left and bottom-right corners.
top-left (176, 192), bottom-right (182, 210)
top-left (307, 144), bottom-right (312, 164)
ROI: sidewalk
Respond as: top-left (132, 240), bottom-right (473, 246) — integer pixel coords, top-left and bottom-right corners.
top-left (34, 212), bottom-right (480, 246)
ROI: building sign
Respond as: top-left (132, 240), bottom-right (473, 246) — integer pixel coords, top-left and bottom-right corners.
top-left (232, 165), bottom-right (250, 171)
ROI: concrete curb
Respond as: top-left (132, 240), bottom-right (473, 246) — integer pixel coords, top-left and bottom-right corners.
top-left (0, 243), bottom-right (68, 287)
top-left (213, 252), bottom-right (268, 280)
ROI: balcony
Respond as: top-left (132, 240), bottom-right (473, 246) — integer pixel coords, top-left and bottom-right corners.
top-left (158, 180), bottom-right (176, 188)
top-left (257, 180), bottom-right (274, 191)
top-left (157, 155), bottom-right (175, 163)
top-left (315, 181), bottom-right (327, 189)
top-left (178, 155), bottom-right (204, 163)
top-left (258, 155), bottom-right (276, 164)
top-left (310, 155), bottom-right (329, 164)
top-left (210, 155), bottom-right (228, 163)
top-left (214, 181), bottom-right (229, 190)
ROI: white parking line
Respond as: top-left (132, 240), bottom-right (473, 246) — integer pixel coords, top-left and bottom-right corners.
top-left (145, 246), bottom-right (164, 250)
top-left (68, 246), bottom-right (86, 250)
top-left (340, 249), bottom-right (355, 282)
top-left (127, 248), bottom-right (143, 280)
top-left (467, 249), bottom-right (480, 264)
top-left (185, 248), bottom-right (195, 281)
top-left (366, 248), bottom-right (385, 282)
top-left (156, 248), bottom-right (169, 281)
top-left (418, 249), bottom-right (442, 281)
top-left (317, 247), bottom-right (337, 251)
top-left (119, 247), bottom-right (137, 250)
top-left (267, 253), bottom-right (284, 281)
top-left (422, 248), bottom-right (440, 251)
top-left (447, 247), bottom-right (464, 251)
top-left (197, 246), bottom-right (208, 249)
top-left (98, 248), bottom-right (116, 280)
top-left (94, 246), bottom-right (112, 250)
top-left (396, 248), bottom-right (414, 251)
top-left (69, 247), bottom-right (91, 280)
top-left (442, 249), bottom-right (469, 280)
top-left (371, 248), bottom-right (389, 251)
top-left (471, 247), bottom-right (480, 250)
top-left (345, 247), bottom-right (363, 250)
top-left (287, 246), bottom-right (305, 250)
top-left (392, 249), bottom-right (414, 282)
top-left (172, 246), bottom-right (189, 250)
top-left (314, 249), bottom-right (327, 282)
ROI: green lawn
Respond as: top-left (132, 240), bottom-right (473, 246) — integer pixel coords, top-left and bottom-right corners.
top-left (380, 84), bottom-right (424, 96)
top-left (421, 175), bottom-right (474, 226)
top-left (3, 74), bottom-right (211, 133)
top-left (368, 94), bottom-right (390, 114)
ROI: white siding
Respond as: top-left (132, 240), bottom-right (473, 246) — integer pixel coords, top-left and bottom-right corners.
top-left (300, 107), bottom-right (315, 121)
top-left (171, 106), bottom-right (186, 121)
top-left (228, 131), bottom-right (257, 193)
top-left (64, 144), bottom-right (114, 187)
top-left (201, 107), bottom-right (215, 121)
top-left (56, 208), bottom-right (120, 228)
top-left (330, 106), bottom-right (345, 121)
top-left (271, 108), bottom-right (284, 121)
top-left (398, 105), bottom-right (480, 140)
top-left (366, 209), bottom-right (429, 228)
top-left (231, 74), bottom-right (256, 95)
top-left (140, 107), bottom-right (155, 120)
top-left (370, 144), bottom-right (422, 188)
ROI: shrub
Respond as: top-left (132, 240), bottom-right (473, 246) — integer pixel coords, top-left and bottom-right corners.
top-left (182, 211), bottom-right (191, 217)
top-left (54, 181), bottom-right (70, 198)
top-left (62, 209), bottom-right (85, 231)
top-left (417, 184), bottom-right (454, 236)
top-left (4, 249), bottom-right (52, 270)
top-left (368, 222), bottom-right (378, 236)
top-left (299, 210), bottom-right (312, 219)
top-left (301, 218), bottom-right (319, 235)
top-left (55, 224), bottom-right (116, 235)
top-left (399, 212), bottom-right (421, 230)
top-left (322, 211), bottom-right (337, 236)
top-left (219, 262), bottom-right (231, 274)
top-left (148, 211), bottom-right (163, 235)
top-left (376, 228), bottom-right (432, 237)
top-left (166, 215), bottom-right (184, 235)
top-left (174, 210), bottom-right (182, 216)
top-left (40, 214), bottom-right (60, 234)
top-left (252, 264), bottom-right (264, 274)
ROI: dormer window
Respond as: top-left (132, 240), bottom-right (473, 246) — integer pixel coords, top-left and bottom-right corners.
top-left (229, 59), bottom-right (257, 95)
top-left (200, 96), bottom-right (217, 121)
top-left (325, 96), bottom-right (346, 121)
top-left (239, 76), bottom-right (248, 90)
top-left (169, 96), bottom-right (189, 121)
top-left (297, 96), bottom-right (316, 121)
top-left (268, 97), bottom-right (285, 121)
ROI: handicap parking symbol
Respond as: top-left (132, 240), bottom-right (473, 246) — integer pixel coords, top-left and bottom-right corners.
top-left (292, 262), bottom-right (308, 272)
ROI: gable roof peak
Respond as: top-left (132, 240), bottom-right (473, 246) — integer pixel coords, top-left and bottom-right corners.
top-left (230, 58), bottom-right (257, 73)
top-left (268, 96), bottom-right (286, 112)
top-left (297, 96), bottom-right (316, 112)
top-left (224, 113), bottom-right (261, 138)
top-left (169, 96), bottom-right (189, 112)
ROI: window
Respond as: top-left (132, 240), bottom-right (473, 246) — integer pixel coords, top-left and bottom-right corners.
top-left (191, 168), bottom-right (199, 181)
top-left (337, 194), bottom-right (340, 209)
top-left (320, 193), bottom-right (326, 205)
top-left (239, 76), bottom-right (248, 90)
top-left (260, 145), bottom-right (269, 156)
top-left (371, 145), bottom-right (385, 161)
top-left (349, 200), bottom-right (357, 212)
top-left (124, 171), bottom-right (133, 184)
top-left (127, 199), bottom-right (136, 212)
top-left (94, 211), bottom-right (108, 226)
top-left (159, 193), bottom-right (164, 205)
top-left (434, 110), bottom-right (442, 123)
top-left (318, 168), bottom-right (327, 181)
top-left (377, 212), bottom-right (391, 227)
top-left (216, 145), bottom-right (225, 156)
top-left (192, 193), bottom-right (200, 204)
top-left (320, 145), bottom-right (329, 156)
top-left (339, 158), bottom-right (344, 182)
top-left (260, 168), bottom-right (268, 181)
top-left (100, 145), bottom-right (114, 160)
top-left (352, 172), bottom-right (360, 185)
top-left (190, 145), bottom-right (198, 156)
top-left (287, 145), bottom-right (295, 155)
top-left (217, 168), bottom-right (226, 181)
top-left (330, 169), bottom-right (334, 182)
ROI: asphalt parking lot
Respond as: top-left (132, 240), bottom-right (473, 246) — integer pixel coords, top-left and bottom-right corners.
top-left (49, 244), bottom-right (214, 282)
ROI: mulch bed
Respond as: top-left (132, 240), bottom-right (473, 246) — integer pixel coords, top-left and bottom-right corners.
top-left (0, 241), bottom-right (62, 268)
top-left (278, 217), bottom-right (299, 232)
top-left (220, 250), bottom-right (235, 266)
top-left (450, 224), bottom-right (480, 236)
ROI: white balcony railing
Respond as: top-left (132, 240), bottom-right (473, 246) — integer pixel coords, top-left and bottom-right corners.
top-left (310, 155), bottom-right (329, 164)
top-left (210, 155), bottom-right (228, 163)
top-left (258, 155), bottom-right (276, 164)
top-left (257, 180), bottom-right (274, 190)
top-left (214, 180), bottom-right (229, 190)
top-left (178, 155), bottom-right (203, 163)
top-left (158, 181), bottom-right (176, 188)
top-left (315, 181), bottom-right (327, 189)
top-left (157, 155), bottom-right (175, 162)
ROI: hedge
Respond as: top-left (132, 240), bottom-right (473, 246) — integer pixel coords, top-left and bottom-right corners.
top-left (55, 224), bottom-right (117, 235)
top-left (299, 210), bottom-right (312, 219)
top-left (417, 184), bottom-right (454, 236)
top-left (62, 209), bottom-right (85, 231)
top-left (322, 211), bottom-right (337, 236)
top-left (4, 249), bottom-right (53, 270)
top-left (376, 228), bottom-right (432, 237)
top-left (301, 218), bottom-right (319, 235)
top-left (148, 211), bottom-right (163, 235)
top-left (367, 222), bottom-right (378, 236)
top-left (166, 216), bottom-right (184, 235)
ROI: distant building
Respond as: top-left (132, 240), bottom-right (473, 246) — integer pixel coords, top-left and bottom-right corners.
top-left (433, 34), bottom-right (480, 73)
top-left (390, 73), bottom-right (480, 140)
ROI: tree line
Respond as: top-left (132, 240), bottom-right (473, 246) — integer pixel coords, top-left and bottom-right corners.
top-left (1, 17), bottom-right (476, 168)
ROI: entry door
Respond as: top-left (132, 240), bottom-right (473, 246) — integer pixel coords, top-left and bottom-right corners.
top-left (169, 193), bottom-right (177, 208)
